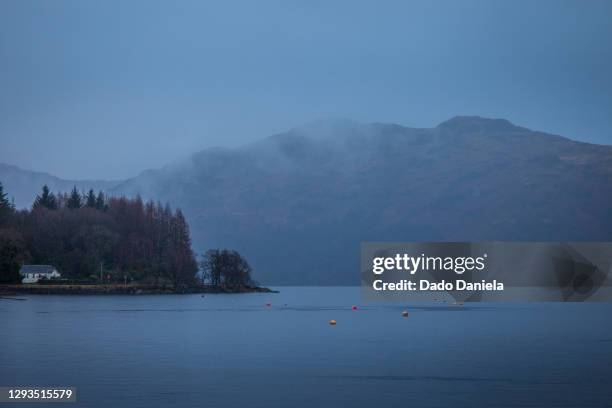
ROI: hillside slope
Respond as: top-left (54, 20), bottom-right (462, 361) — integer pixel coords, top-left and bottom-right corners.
top-left (113, 116), bottom-right (612, 285)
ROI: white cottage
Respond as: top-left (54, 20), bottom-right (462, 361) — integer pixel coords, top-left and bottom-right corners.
top-left (20, 265), bottom-right (61, 283)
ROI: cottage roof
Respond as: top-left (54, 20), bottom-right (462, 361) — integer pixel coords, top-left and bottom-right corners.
top-left (19, 265), bottom-right (57, 275)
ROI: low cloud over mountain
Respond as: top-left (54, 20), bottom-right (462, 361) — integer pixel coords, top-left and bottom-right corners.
top-left (113, 116), bottom-right (612, 284)
top-left (4, 116), bottom-right (612, 284)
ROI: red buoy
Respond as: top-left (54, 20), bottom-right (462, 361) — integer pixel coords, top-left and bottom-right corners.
top-left (351, 305), bottom-right (358, 310)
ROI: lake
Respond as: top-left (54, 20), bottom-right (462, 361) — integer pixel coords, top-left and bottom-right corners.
top-left (2, 287), bottom-right (612, 407)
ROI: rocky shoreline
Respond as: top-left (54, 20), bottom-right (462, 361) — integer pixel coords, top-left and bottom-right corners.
top-left (0, 284), bottom-right (276, 296)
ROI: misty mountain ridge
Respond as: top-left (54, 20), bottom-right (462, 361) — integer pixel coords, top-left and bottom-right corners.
top-left (3, 116), bottom-right (612, 284)
top-left (114, 116), bottom-right (612, 284)
top-left (0, 163), bottom-right (121, 209)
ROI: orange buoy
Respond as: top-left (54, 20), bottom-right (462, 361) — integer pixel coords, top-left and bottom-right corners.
top-left (329, 319), bottom-right (337, 325)
top-left (402, 310), bottom-right (409, 317)
top-left (351, 305), bottom-right (358, 310)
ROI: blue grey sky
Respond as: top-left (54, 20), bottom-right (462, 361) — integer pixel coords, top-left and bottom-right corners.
top-left (1, 0), bottom-right (611, 179)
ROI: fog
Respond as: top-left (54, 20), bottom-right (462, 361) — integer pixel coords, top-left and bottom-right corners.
top-left (1, 0), bottom-right (611, 180)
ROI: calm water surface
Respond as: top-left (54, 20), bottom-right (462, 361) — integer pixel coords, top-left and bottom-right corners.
top-left (2, 287), bottom-right (612, 407)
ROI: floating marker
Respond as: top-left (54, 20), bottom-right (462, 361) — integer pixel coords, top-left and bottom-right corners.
top-left (329, 319), bottom-right (337, 325)
top-left (402, 310), bottom-right (409, 317)
top-left (266, 302), bottom-right (271, 307)
top-left (351, 305), bottom-right (358, 310)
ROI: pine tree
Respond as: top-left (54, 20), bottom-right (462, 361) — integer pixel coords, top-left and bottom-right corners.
top-left (85, 189), bottom-right (97, 208)
top-left (0, 182), bottom-right (10, 209)
top-left (0, 181), bottom-right (8, 206)
top-left (33, 185), bottom-right (58, 210)
top-left (0, 181), bottom-right (12, 225)
top-left (95, 191), bottom-right (107, 210)
top-left (164, 208), bottom-right (197, 288)
top-left (66, 186), bottom-right (83, 209)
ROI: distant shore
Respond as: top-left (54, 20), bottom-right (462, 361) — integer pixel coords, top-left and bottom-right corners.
top-left (0, 284), bottom-right (276, 296)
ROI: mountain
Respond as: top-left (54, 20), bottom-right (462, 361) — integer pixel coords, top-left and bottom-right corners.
top-left (112, 116), bottom-right (612, 285)
top-left (0, 163), bottom-right (120, 209)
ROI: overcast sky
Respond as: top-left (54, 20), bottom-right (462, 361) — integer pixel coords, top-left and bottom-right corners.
top-left (1, 0), bottom-right (611, 180)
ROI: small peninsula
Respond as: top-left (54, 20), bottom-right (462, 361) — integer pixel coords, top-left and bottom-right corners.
top-left (0, 184), bottom-right (271, 294)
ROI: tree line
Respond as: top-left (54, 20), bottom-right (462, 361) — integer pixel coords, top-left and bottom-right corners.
top-left (0, 183), bottom-right (198, 286)
top-left (0, 182), bottom-right (256, 289)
